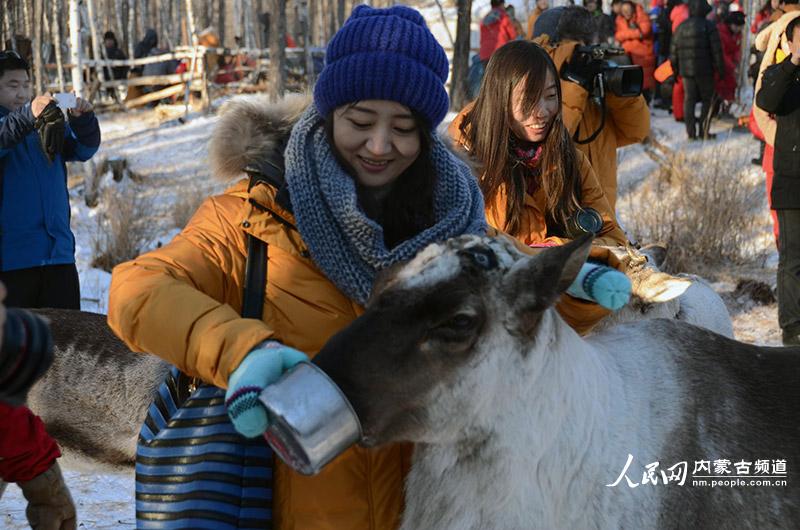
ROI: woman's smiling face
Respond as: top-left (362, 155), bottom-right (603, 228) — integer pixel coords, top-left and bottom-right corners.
top-left (508, 69), bottom-right (559, 143)
top-left (332, 100), bottom-right (422, 188)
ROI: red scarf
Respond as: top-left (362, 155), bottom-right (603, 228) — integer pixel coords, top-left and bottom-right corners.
top-left (510, 137), bottom-right (543, 195)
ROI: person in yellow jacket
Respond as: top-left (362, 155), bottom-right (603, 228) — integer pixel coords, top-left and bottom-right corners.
top-left (108, 5), bottom-right (488, 529)
top-left (450, 40), bottom-right (626, 249)
top-left (449, 40), bottom-right (631, 332)
top-left (531, 5), bottom-right (651, 211)
top-left (527, 0), bottom-right (550, 39)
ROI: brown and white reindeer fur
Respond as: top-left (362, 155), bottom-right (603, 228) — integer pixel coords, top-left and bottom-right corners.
top-left (26, 309), bottom-right (168, 472)
top-left (596, 245), bottom-right (734, 337)
top-left (313, 235), bottom-right (799, 530)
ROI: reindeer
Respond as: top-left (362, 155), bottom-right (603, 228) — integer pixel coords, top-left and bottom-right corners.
top-left (19, 242), bottom-right (730, 475)
top-left (25, 309), bottom-right (168, 472)
top-left (313, 234), bottom-right (799, 530)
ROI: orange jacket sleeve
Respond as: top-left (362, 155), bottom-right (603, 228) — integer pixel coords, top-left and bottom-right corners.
top-left (604, 93), bottom-right (651, 147)
top-left (107, 195), bottom-right (274, 388)
top-left (635, 4), bottom-right (653, 38)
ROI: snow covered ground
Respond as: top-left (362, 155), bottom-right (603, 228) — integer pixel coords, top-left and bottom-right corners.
top-left (0, 96), bottom-right (781, 526)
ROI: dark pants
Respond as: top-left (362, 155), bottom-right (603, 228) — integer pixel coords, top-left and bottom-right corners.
top-left (0, 264), bottom-right (80, 309)
top-left (683, 75), bottom-right (715, 138)
top-left (777, 209), bottom-right (800, 340)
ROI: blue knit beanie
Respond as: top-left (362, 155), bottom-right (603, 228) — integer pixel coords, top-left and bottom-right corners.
top-left (313, 4), bottom-right (450, 129)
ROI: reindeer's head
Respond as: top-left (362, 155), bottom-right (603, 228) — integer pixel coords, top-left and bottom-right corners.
top-left (313, 234), bottom-right (593, 447)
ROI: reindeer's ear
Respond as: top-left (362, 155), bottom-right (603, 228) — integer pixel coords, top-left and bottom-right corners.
top-left (501, 234), bottom-right (593, 338)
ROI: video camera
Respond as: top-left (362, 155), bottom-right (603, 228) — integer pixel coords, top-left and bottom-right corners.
top-left (561, 45), bottom-right (643, 99)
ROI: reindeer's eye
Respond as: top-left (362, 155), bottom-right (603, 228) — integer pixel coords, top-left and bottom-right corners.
top-left (441, 313), bottom-right (478, 331)
top-left (459, 247), bottom-right (498, 270)
top-left (425, 307), bottom-right (484, 347)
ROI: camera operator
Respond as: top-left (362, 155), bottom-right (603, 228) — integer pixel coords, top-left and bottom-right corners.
top-left (0, 50), bottom-right (100, 310)
top-left (533, 6), bottom-right (650, 212)
top-left (0, 280), bottom-right (77, 529)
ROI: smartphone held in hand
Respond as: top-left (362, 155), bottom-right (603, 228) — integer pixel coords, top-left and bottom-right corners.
top-left (54, 92), bottom-right (77, 110)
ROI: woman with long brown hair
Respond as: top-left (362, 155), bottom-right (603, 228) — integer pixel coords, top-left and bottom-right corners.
top-left (449, 40), bottom-right (626, 248)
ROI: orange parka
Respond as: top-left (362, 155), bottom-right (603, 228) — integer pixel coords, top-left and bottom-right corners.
top-left (108, 96), bottom-right (411, 530)
top-left (615, 3), bottom-right (657, 91)
top-left (534, 37), bottom-right (651, 211)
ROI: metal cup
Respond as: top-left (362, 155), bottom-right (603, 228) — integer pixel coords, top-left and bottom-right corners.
top-left (259, 362), bottom-right (362, 475)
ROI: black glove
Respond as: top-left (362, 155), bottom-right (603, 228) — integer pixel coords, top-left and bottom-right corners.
top-left (34, 101), bottom-right (66, 163)
top-left (0, 308), bottom-right (54, 405)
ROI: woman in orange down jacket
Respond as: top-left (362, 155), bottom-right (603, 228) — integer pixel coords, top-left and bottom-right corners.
top-left (108, 5), bottom-right (488, 529)
top-left (449, 40), bottom-right (629, 332)
top-left (616, 0), bottom-right (657, 99)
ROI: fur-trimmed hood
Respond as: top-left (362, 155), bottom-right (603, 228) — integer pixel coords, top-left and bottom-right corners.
top-left (208, 93), bottom-right (311, 181)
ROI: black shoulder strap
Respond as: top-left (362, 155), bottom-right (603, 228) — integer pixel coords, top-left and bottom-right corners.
top-left (241, 175), bottom-right (268, 320)
top-left (242, 234), bottom-right (267, 319)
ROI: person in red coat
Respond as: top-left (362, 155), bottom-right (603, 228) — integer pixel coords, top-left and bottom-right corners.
top-left (715, 11), bottom-right (745, 103)
top-left (0, 281), bottom-right (76, 529)
top-left (671, 0), bottom-right (690, 120)
top-left (479, 0), bottom-right (519, 63)
top-left (616, 0), bottom-right (657, 100)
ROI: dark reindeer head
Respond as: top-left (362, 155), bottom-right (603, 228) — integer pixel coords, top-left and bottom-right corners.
top-left (313, 234), bottom-right (593, 447)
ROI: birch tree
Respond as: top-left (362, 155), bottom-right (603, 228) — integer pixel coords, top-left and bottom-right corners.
top-left (450, 0), bottom-right (473, 111)
top-left (52, 0), bottom-right (66, 92)
top-left (33, 0), bottom-right (44, 94)
top-left (268, 0), bottom-right (286, 102)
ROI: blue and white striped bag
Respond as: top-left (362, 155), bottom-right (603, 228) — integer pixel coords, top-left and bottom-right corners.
top-left (135, 230), bottom-right (273, 529)
top-left (135, 368), bottom-right (273, 529)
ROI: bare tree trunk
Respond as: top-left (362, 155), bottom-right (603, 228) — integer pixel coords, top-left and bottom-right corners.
top-left (183, 0), bottom-right (198, 118)
top-left (268, 0), bottom-right (286, 102)
top-left (327, 0), bottom-right (336, 41)
top-left (449, 0), bottom-right (473, 111)
top-left (33, 0), bottom-right (44, 94)
top-left (307, 0), bottom-right (316, 47)
top-left (53, 0), bottom-right (66, 92)
top-left (23, 0), bottom-right (32, 40)
top-left (69, 0), bottom-right (84, 97)
top-left (433, 0), bottom-right (454, 48)
top-left (300, 0), bottom-right (314, 86)
top-left (244, 0), bottom-right (256, 48)
top-left (128, 0), bottom-right (137, 58)
top-left (233, 0), bottom-right (242, 45)
top-left (114, 0), bottom-right (126, 52)
top-left (218, 0), bottom-right (226, 45)
top-left (336, 0), bottom-right (344, 29)
top-left (86, 0), bottom-right (109, 87)
top-left (0, 2), bottom-right (6, 49)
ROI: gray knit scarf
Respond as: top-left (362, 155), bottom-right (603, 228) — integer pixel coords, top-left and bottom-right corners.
top-left (284, 106), bottom-right (487, 305)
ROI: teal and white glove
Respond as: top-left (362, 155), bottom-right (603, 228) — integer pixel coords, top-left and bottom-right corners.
top-left (567, 261), bottom-right (631, 310)
top-left (225, 341), bottom-right (308, 438)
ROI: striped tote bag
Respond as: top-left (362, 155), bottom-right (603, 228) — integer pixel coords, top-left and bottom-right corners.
top-left (135, 368), bottom-right (273, 529)
top-left (135, 233), bottom-right (273, 529)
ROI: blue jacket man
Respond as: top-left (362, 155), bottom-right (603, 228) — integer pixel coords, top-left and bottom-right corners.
top-left (0, 51), bottom-right (101, 308)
